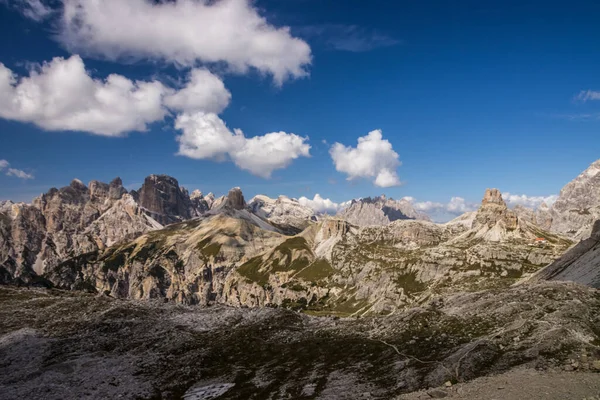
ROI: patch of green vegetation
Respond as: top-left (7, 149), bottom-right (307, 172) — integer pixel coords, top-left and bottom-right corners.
top-left (281, 297), bottom-right (308, 311)
top-left (294, 259), bottom-right (334, 282)
top-left (132, 242), bottom-right (160, 262)
top-left (282, 283), bottom-right (306, 292)
top-left (237, 256), bottom-right (269, 286)
top-left (274, 237), bottom-right (311, 258)
top-left (196, 237), bottom-right (222, 259)
top-left (528, 225), bottom-right (573, 247)
top-left (394, 271), bottom-right (426, 294)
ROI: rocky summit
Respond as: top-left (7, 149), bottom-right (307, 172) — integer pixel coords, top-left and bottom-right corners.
top-left (337, 195), bottom-right (430, 227)
top-left (2, 162), bottom-right (600, 399)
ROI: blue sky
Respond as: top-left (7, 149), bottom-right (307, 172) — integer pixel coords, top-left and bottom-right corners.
top-left (0, 0), bottom-right (599, 220)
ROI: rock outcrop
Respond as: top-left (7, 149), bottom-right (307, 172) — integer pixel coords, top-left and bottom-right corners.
top-left (248, 194), bottom-right (317, 232)
top-left (472, 188), bottom-right (518, 235)
top-left (189, 190), bottom-right (211, 217)
top-left (540, 159), bottom-right (600, 239)
top-left (134, 175), bottom-right (194, 225)
top-left (531, 219), bottom-right (600, 288)
top-left (222, 187), bottom-right (246, 210)
top-left (337, 195), bottom-right (430, 226)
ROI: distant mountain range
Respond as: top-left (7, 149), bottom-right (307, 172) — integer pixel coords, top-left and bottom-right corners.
top-left (2, 159), bottom-right (600, 310)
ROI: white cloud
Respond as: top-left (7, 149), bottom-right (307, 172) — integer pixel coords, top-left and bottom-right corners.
top-left (410, 196), bottom-right (477, 215)
top-left (6, 168), bottom-right (34, 179)
top-left (502, 192), bottom-right (558, 209)
top-left (298, 194), bottom-right (350, 214)
top-left (2, 0), bottom-right (52, 21)
top-left (330, 129), bottom-right (401, 188)
top-left (574, 90), bottom-right (600, 102)
top-left (55, 0), bottom-right (311, 85)
top-left (175, 112), bottom-right (310, 178)
top-left (164, 68), bottom-right (231, 115)
top-left (0, 55), bottom-right (230, 136)
top-left (0, 159), bottom-right (34, 179)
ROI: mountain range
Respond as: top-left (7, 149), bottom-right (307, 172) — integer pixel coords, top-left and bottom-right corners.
top-left (3, 159), bottom-right (600, 308)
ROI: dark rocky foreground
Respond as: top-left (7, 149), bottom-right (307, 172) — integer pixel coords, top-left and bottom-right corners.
top-left (1, 281), bottom-right (600, 399)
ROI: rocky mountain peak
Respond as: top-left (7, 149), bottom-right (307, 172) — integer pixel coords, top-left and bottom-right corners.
top-left (474, 188), bottom-right (517, 231)
top-left (224, 187), bottom-right (246, 210)
top-left (338, 195), bottom-right (430, 226)
top-left (85, 178), bottom-right (127, 203)
top-left (70, 179), bottom-right (88, 192)
top-left (481, 188), bottom-right (506, 207)
top-left (190, 189), bottom-right (203, 200)
top-left (108, 177), bottom-right (127, 200)
top-left (136, 174), bottom-right (192, 224)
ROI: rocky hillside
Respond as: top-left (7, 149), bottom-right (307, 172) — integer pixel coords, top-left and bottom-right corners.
top-left (38, 188), bottom-right (571, 316)
top-left (337, 195), bottom-right (430, 227)
top-left (2, 281), bottom-right (600, 399)
top-left (530, 220), bottom-right (600, 288)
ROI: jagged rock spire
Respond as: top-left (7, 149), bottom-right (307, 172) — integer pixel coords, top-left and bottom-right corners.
top-left (224, 187), bottom-right (246, 210)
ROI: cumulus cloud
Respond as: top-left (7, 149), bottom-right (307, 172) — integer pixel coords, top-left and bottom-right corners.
top-left (53, 0), bottom-right (311, 85)
top-left (410, 196), bottom-right (477, 216)
top-left (175, 112), bottom-right (310, 178)
top-left (0, 159), bottom-right (34, 179)
top-left (502, 193), bottom-right (558, 209)
top-left (164, 69), bottom-right (231, 115)
top-left (330, 130), bottom-right (401, 188)
top-left (298, 194), bottom-right (350, 214)
top-left (0, 55), bottom-right (230, 136)
top-left (574, 90), bottom-right (600, 103)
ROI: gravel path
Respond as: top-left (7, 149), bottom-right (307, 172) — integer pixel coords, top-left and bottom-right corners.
top-left (397, 368), bottom-right (600, 400)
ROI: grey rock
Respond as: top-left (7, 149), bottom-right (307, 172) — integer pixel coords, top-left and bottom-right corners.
top-left (248, 194), bottom-right (316, 233)
top-left (136, 174), bottom-right (192, 224)
top-left (548, 159), bottom-right (600, 239)
top-left (530, 220), bottom-right (600, 288)
top-left (338, 195), bottom-right (430, 227)
top-left (427, 388), bottom-right (448, 398)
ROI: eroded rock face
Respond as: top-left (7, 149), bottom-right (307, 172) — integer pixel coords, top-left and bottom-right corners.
top-left (136, 175), bottom-right (193, 225)
top-left (338, 195), bottom-right (430, 227)
top-left (248, 194), bottom-right (316, 232)
top-left (548, 159), bottom-right (600, 239)
top-left (189, 190), bottom-right (210, 217)
top-left (0, 177), bottom-right (163, 283)
top-left (224, 187), bottom-right (246, 210)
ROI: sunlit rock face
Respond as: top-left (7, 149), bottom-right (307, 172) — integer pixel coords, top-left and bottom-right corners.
top-left (337, 195), bottom-right (430, 227)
